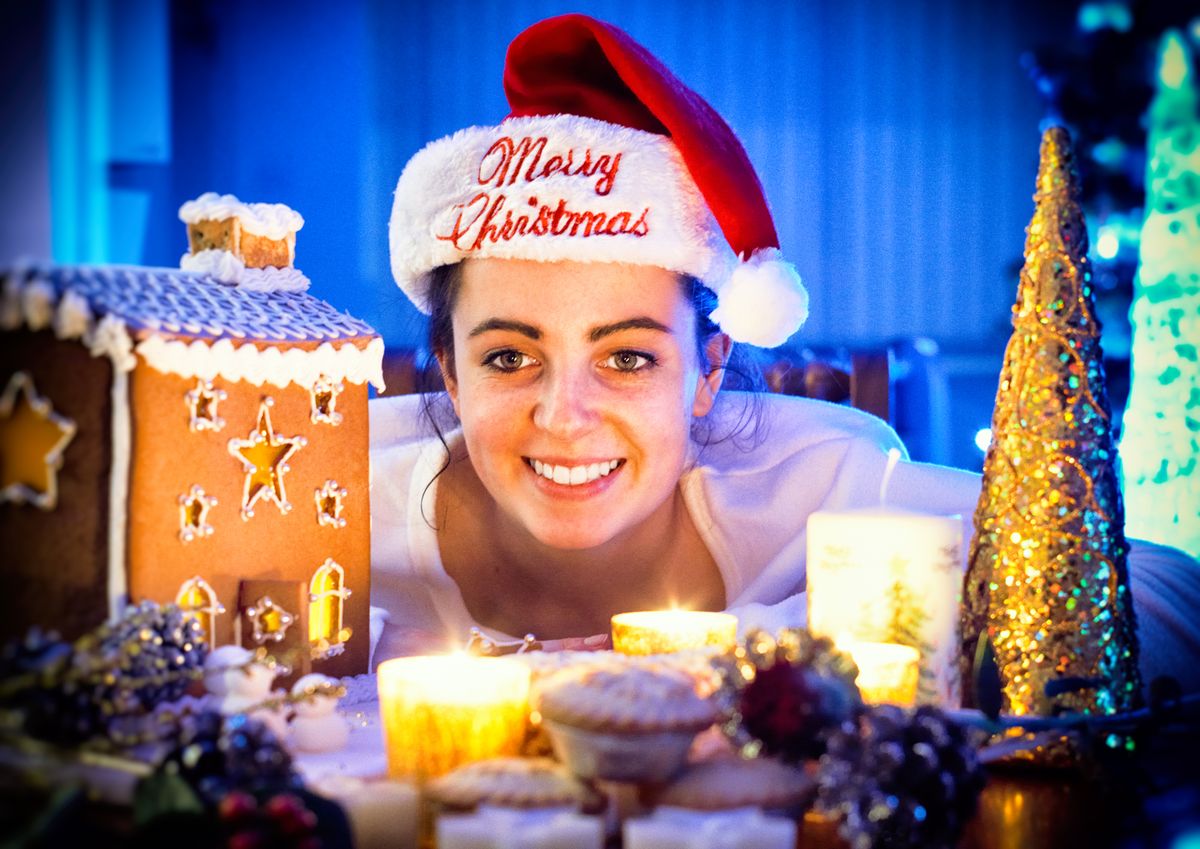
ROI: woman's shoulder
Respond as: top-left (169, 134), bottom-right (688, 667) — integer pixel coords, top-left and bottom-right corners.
top-left (701, 391), bottom-right (905, 474)
top-left (369, 393), bottom-right (456, 451)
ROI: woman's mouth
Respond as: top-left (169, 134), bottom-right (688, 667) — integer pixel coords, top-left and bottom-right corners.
top-left (525, 457), bottom-right (623, 486)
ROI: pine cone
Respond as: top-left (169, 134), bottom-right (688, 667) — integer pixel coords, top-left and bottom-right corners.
top-left (818, 705), bottom-right (985, 849)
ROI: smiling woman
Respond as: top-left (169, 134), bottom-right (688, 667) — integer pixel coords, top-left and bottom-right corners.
top-left (364, 13), bottom-right (1200, 690)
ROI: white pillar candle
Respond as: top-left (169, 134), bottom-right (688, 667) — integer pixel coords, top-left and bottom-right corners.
top-left (806, 507), bottom-right (963, 705)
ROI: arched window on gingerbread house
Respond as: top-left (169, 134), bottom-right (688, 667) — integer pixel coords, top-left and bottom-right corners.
top-left (309, 558), bottom-right (352, 658)
top-left (176, 576), bottom-right (225, 647)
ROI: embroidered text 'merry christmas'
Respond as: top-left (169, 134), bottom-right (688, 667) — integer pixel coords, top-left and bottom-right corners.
top-left (435, 134), bottom-right (650, 252)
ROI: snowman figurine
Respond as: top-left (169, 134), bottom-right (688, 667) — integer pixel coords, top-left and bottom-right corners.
top-left (289, 673), bottom-right (349, 753)
top-left (203, 645), bottom-right (289, 739)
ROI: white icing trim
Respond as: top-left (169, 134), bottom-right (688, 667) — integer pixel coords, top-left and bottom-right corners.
top-left (107, 367), bottom-right (131, 621)
top-left (54, 290), bottom-right (93, 340)
top-left (180, 249), bottom-right (311, 292)
top-left (22, 280), bottom-right (55, 330)
top-left (87, 315), bottom-right (137, 373)
top-left (389, 113), bottom-right (734, 312)
top-left (136, 335), bottom-right (386, 391)
top-left (179, 192), bottom-right (304, 240)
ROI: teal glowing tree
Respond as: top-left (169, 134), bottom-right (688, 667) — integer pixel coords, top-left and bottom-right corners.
top-left (1118, 31), bottom-right (1200, 559)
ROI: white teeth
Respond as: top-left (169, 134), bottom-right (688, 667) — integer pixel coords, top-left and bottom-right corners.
top-left (529, 458), bottom-right (622, 486)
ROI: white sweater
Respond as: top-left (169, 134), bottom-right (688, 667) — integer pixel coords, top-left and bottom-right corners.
top-left (368, 392), bottom-right (1200, 692)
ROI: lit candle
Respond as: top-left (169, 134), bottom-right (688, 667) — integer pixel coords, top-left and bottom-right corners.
top-left (806, 507), bottom-right (963, 705)
top-left (376, 655), bottom-right (530, 783)
top-left (841, 640), bottom-right (921, 706)
top-left (611, 610), bottom-right (738, 656)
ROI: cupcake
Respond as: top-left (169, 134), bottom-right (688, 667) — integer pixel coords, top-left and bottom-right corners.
top-left (536, 663), bottom-right (721, 783)
top-left (425, 757), bottom-right (605, 813)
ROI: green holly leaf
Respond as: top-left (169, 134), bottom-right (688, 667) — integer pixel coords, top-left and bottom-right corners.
top-left (972, 633), bottom-right (1003, 721)
top-left (132, 772), bottom-right (204, 827)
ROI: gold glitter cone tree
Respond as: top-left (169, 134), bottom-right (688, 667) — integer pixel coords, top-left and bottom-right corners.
top-left (961, 127), bottom-right (1142, 721)
top-left (1118, 31), bottom-right (1200, 559)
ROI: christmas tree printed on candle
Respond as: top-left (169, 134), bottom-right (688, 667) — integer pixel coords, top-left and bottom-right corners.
top-left (961, 127), bottom-right (1142, 726)
top-left (883, 559), bottom-right (936, 701)
top-left (1118, 30), bottom-right (1200, 559)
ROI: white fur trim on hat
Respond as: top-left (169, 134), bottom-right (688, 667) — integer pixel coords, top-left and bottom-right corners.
top-left (389, 114), bottom-right (734, 312)
top-left (709, 248), bottom-right (808, 348)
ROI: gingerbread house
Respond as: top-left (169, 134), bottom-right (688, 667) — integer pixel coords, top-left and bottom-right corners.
top-left (0, 194), bottom-right (383, 677)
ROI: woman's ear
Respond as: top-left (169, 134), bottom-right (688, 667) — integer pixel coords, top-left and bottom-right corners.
top-left (436, 349), bottom-right (461, 417)
top-left (693, 333), bottom-right (732, 417)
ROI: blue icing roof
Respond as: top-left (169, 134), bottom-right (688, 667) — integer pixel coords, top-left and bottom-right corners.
top-left (17, 265), bottom-right (376, 343)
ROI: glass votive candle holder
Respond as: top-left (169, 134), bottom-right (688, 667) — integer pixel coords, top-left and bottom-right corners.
top-left (842, 640), bottom-right (921, 706)
top-left (611, 610), bottom-right (738, 656)
top-left (376, 654), bottom-right (531, 783)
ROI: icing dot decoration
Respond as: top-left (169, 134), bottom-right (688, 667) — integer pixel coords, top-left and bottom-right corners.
top-left (227, 398), bottom-right (306, 520)
top-left (0, 371), bottom-right (77, 510)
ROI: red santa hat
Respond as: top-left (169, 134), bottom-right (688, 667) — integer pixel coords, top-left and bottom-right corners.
top-left (389, 13), bottom-right (808, 348)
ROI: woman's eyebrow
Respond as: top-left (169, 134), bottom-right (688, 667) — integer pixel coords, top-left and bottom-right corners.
top-left (588, 317), bottom-right (672, 341)
top-left (468, 318), bottom-right (542, 339)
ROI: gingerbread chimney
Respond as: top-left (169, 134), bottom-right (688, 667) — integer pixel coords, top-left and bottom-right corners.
top-left (179, 192), bottom-right (303, 269)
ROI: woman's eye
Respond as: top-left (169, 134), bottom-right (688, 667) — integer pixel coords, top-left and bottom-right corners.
top-left (603, 351), bottom-right (656, 373)
top-left (483, 350), bottom-right (535, 372)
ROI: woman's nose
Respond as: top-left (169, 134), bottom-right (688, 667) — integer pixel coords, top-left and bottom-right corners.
top-left (532, 365), bottom-right (599, 438)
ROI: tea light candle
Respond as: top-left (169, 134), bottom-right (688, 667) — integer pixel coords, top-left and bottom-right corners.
top-left (376, 655), bottom-right (530, 783)
top-left (842, 640), bottom-right (921, 706)
top-left (611, 610), bottom-right (738, 656)
top-left (806, 507), bottom-right (963, 705)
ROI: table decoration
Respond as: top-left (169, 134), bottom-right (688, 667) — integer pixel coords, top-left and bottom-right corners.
top-left (714, 628), bottom-right (861, 762)
top-left (611, 610), bottom-right (738, 656)
top-left (806, 500), bottom-right (963, 705)
top-left (376, 654), bottom-right (530, 782)
top-left (840, 640), bottom-right (920, 706)
top-left (959, 126), bottom-right (1142, 756)
top-left (1119, 29), bottom-right (1200, 560)
top-left (817, 705), bottom-right (986, 849)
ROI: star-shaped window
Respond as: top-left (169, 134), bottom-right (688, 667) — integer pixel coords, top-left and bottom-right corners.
top-left (246, 595), bottom-right (295, 644)
top-left (314, 479), bottom-right (348, 529)
top-left (185, 379), bottom-right (227, 432)
top-left (179, 485), bottom-right (218, 542)
top-left (309, 375), bottom-right (344, 426)
top-left (0, 372), bottom-right (77, 510)
top-left (227, 398), bottom-right (306, 520)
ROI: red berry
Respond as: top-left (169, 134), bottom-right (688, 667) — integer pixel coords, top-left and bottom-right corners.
top-left (227, 830), bottom-right (265, 849)
top-left (218, 791), bottom-right (258, 822)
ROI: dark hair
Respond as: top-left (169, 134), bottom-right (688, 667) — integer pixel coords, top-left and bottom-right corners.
top-left (416, 262), bottom-right (765, 521)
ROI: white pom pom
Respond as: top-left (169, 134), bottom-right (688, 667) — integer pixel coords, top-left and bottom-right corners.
top-left (709, 248), bottom-right (809, 348)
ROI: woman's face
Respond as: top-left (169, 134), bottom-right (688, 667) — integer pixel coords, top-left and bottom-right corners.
top-left (441, 258), bottom-right (722, 550)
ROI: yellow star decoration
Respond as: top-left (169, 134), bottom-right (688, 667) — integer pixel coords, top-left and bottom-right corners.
top-left (178, 485), bottom-right (218, 542)
top-left (185, 379), bottom-right (227, 432)
top-left (245, 595), bottom-right (295, 644)
top-left (314, 479), bottom-right (348, 528)
top-left (227, 398), bottom-right (306, 520)
top-left (0, 371), bottom-right (77, 510)
top-left (309, 374), bottom-right (344, 426)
